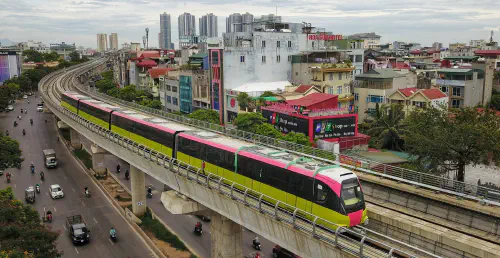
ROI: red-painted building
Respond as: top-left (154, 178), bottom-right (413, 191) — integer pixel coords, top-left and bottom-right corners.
top-left (261, 93), bottom-right (370, 149)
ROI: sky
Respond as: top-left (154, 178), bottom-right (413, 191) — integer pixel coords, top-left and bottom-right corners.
top-left (1, 0), bottom-right (500, 49)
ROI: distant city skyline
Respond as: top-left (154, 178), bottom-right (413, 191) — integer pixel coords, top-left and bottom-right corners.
top-left (1, 1), bottom-right (499, 48)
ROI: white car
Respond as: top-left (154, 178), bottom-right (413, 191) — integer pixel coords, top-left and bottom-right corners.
top-left (6, 105), bottom-right (14, 111)
top-left (37, 106), bottom-right (43, 112)
top-left (23, 95), bottom-right (28, 99)
top-left (49, 184), bottom-right (64, 199)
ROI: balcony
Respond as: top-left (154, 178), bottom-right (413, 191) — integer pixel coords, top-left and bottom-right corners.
top-left (436, 79), bottom-right (465, 86)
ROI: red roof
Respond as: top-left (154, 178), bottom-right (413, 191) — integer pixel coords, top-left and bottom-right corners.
top-left (286, 93), bottom-right (337, 107)
top-left (475, 50), bottom-right (500, 56)
top-left (136, 59), bottom-right (157, 67)
top-left (294, 85), bottom-right (313, 93)
top-left (394, 62), bottom-right (410, 69)
top-left (398, 87), bottom-right (418, 97)
top-left (148, 67), bottom-right (172, 78)
top-left (421, 88), bottom-right (447, 99)
top-left (427, 50), bottom-right (440, 54)
top-left (410, 49), bottom-right (421, 54)
top-left (140, 51), bottom-right (161, 59)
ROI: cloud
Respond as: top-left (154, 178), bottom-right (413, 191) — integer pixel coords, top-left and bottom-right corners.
top-left (0, 0), bottom-right (499, 48)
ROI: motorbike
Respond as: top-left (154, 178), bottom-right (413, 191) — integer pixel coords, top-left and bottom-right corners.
top-left (5, 131), bottom-right (9, 136)
top-left (40, 173), bottom-right (45, 181)
top-left (116, 165), bottom-right (121, 173)
top-left (24, 110), bottom-right (27, 114)
top-left (110, 232), bottom-right (117, 242)
top-left (22, 129), bottom-right (26, 136)
top-left (13, 121), bottom-right (17, 127)
top-left (36, 185), bottom-right (40, 193)
top-left (43, 210), bottom-right (52, 222)
top-left (194, 225), bottom-right (203, 235)
top-left (85, 190), bottom-right (91, 198)
top-left (31, 167), bottom-right (35, 174)
top-left (125, 172), bottom-right (130, 180)
top-left (6, 175), bottom-right (11, 183)
top-left (147, 190), bottom-right (153, 199)
top-left (30, 119), bottom-right (33, 125)
top-left (252, 240), bottom-right (262, 251)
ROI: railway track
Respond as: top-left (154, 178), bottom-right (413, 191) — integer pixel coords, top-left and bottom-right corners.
top-left (40, 59), bottom-right (441, 258)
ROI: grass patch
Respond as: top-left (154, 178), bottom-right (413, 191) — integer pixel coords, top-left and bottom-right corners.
top-left (140, 209), bottom-right (188, 251)
top-left (60, 129), bottom-right (70, 141)
top-left (73, 149), bottom-right (92, 169)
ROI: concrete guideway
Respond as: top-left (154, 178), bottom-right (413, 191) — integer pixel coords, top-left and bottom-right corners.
top-left (38, 62), bottom-right (431, 258)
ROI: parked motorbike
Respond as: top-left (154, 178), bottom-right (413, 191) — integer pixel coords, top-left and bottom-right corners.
top-left (36, 185), bottom-right (40, 193)
top-left (194, 225), bottom-right (203, 235)
top-left (85, 190), bottom-right (91, 198)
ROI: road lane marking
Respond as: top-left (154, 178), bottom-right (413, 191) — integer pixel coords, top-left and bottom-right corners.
top-left (74, 247), bottom-right (79, 255)
top-left (72, 188), bottom-right (75, 192)
top-left (64, 176), bottom-right (67, 180)
top-left (188, 215), bottom-right (193, 218)
top-left (63, 224), bottom-right (67, 231)
top-left (81, 202), bottom-right (85, 207)
top-left (93, 218), bottom-right (98, 224)
top-left (14, 184), bottom-right (16, 189)
top-left (53, 207), bottom-right (57, 212)
top-left (108, 238), bottom-right (114, 245)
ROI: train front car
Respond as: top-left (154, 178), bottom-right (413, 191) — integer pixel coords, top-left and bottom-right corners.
top-left (317, 166), bottom-right (368, 227)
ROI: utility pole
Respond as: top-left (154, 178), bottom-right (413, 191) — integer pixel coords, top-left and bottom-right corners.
top-left (145, 28), bottom-right (149, 49)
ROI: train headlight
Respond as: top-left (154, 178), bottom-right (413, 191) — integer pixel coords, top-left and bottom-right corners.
top-left (363, 218), bottom-right (369, 226)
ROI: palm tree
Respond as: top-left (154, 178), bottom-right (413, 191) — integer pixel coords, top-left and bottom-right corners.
top-left (366, 104), bottom-right (408, 150)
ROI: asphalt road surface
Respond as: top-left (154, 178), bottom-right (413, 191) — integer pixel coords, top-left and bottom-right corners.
top-left (80, 133), bottom-right (276, 258)
top-left (0, 95), bottom-right (155, 258)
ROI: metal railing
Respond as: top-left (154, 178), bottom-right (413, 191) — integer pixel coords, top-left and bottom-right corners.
top-left (71, 69), bottom-right (500, 207)
top-left (40, 70), bottom-right (435, 258)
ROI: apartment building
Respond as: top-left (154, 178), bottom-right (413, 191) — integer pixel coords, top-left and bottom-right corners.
top-left (436, 68), bottom-right (485, 108)
top-left (388, 87), bottom-right (448, 114)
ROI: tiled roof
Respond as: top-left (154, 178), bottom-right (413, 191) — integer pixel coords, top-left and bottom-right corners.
top-left (294, 85), bottom-right (313, 93)
top-left (136, 59), bottom-right (157, 67)
top-left (140, 51), bottom-right (161, 59)
top-left (286, 93), bottom-right (338, 107)
top-left (421, 88), bottom-right (447, 99)
top-left (475, 50), bottom-right (500, 56)
top-left (399, 87), bottom-right (418, 97)
top-left (148, 67), bottom-right (172, 78)
top-left (394, 63), bottom-right (410, 69)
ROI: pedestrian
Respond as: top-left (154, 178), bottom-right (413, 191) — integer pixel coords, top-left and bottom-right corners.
top-left (57, 137), bottom-right (60, 143)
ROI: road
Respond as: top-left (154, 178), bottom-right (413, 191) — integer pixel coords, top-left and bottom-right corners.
top-left (0, 95), bottom-right (155, 258)
top-left (80, 136), bottom-right (276, 258)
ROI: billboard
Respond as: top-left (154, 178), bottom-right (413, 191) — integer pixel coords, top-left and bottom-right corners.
top-left (262, 109), bottom-right (309, 135)
top-left (313, 116), bottom-right (356, 139)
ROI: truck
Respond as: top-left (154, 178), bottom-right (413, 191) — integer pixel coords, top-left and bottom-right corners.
top-left (43, 149), bottom-right (57, 168)
top-left (66, 215), bottom-right (90, 244)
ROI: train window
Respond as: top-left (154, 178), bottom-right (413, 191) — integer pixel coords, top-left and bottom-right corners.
top-left (341, 180), bottom-right (363, 206)
top-left (316, 183), bottom-right (328, 202)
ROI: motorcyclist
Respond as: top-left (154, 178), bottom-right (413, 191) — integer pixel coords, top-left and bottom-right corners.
top-left (22, 129), bottom-right (26, 135)
top-left (125, 169), bottom-right (129, 179)
top-left (84, 186), bottom-right (89, 196)
top-left (195, 222), bottom-right (202, 231)
top-left (6, 172), bottom-right (11, 179)
top-left (30, 163), bottom-right (35, 173)
top-left (36, 183), bottom-right (40, 192)
top-left (147, 186), bottom-right (152, 195)
top-left (5, 130), bottom-right (8, 136)
top-left (253, 236), bottom-right (260, 246)
top-left (24, 110), bottom-right (27, 114)
top-left (30, 118), bottom-right (33, 124)
top-left (20, 108), bottom-right (23, 113)
top-left (27, 100), bottom-right (30, 104)
top-left (116, 164), bottom-right (121, 173)
top-left (110, 227), bottom-right (116, 237)
top-left (40, 171), bottom-right (45, 181)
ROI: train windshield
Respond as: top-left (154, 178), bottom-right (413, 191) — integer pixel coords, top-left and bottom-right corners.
top-left (340, 178), bottom-right (364, 213)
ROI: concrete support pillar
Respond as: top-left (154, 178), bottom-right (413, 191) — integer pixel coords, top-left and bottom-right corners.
top-left (211, 214), bottom-right (243, 258)
top-left (70, 129), bottom-right (82, 150)
top-left (90, 144), bottom-right (107, 174)
top-left (131, 165), bottom-right (147, 216)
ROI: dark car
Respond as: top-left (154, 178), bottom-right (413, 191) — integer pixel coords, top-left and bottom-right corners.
top-left (272, 245), bottom-right (301, 258)
top-left (196, 215), bottom-right (211, 222)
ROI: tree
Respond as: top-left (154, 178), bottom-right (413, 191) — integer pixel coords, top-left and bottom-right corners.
top-left (96, 79), bottom-right (116, 93)
top-left (0, 134), bottom-right (24, 169)
top-left (101, 71), bottom-right (114, 81)
top-left (366, 104), bottom-right (407, 150)
top-left (237, 92), bottom-right (251, 111)
top-left (57, 61), bottom-right (71, 69)
top-left (233, 112), bottom-right (266, 133)
top-left (106, 87), bottom-right (120, 98)
top-left (187, 109), bottom-right (220, 124)
top-left (255, 123), bottom-right (282, 138)
top-left (69, 51), bottom-right (80, 63)
top-left (22, 50), bottom-right (44, 63)
top-left (0, 187), bottom-right (62, 257)
top-left (404, 107), bottom-right (500, 182)
top-left (490, 91), bottom-right (500, 111)
top-left (118, 85), bottom-right (138, 101)
top-left (282, 132), bottom-right (312, 146)
top-left (43, 51), bottom-right (60, 62)
top-left (260, 91), bottom-right (276, 97)
top-left (139, 99), bottom-right (162, 109)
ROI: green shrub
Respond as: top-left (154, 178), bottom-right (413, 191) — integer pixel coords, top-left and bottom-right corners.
top-left (140, 210), bottom-right (188, 251)
top-left (73, 149), bottom-right (92, 169)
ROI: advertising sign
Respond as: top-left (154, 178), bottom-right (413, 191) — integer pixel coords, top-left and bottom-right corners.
top-left (262, 110), bottom-right (309, 135)
top-left (307, 34), bottom-right (343, 41)
top-left (313, 116), bottom-right (356, 139)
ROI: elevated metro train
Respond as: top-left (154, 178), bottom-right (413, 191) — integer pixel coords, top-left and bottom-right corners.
top-left (61, 91), bottom-right (368, 228)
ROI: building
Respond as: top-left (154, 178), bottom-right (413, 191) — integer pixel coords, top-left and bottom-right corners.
top-left (208, 38), bottom-right (224, 124)
top-left (50, 42), bottom-right (76, 52)
top-left (199, 13), bottom-right (218, 37)
top-left (18, 40), bottom-right (50, 53)
top-left (261, 96), bottom-right (368, 149)
top-left (326, 39), bottom-right (365, 75)
top-left (348, 32), bottom-right (381, 49)
top-left (0, 49), bottom-right (22, 85)
top-left (280, 85), bottom-right (321, 100)
top-left (253, 14), bottom-right (302, 33)
top-left (122, 42), bottom-right (131, 50)
top-left (160, 12), bottom-right (172, 49)
top-left (449, 43), bottom-right (466, 50)
top-left (436, 68), bottom-right (485, 108)
top-left (470, 39), bottom-right (486, 48)
top-left (393, 41), bottom-right (406, 50)
top-left (388, 87), bottom-right (448, 114)
top-left (109, 33), bottom-right (118, 50)
top-left (163, 77), bottom-right (180, 112)
top-left (130, 43), bottom-right (141, 52)
top-left (178, 12), bottom-right (196, 38)
top-left (432, 42), bottom-right (442, 50)
top-left (354, 69), bottom-right (409, 122)
top-left (226, 12), bottom-right (254, 33)
top-left (291, 51), bottom-right (354, 109)
top-left (97, 34), bottom-right (108, 52)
